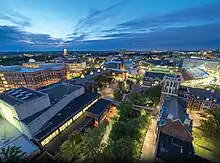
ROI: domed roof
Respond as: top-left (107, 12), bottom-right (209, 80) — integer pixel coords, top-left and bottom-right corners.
top-left (29, 58), bottom-right (36, 63)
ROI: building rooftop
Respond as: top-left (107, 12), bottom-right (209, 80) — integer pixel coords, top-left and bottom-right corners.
top-left (34, 92), bottom-right (100, 140)
top-left (188, 87), bottom-right (220, 104)
top-left (156, 132), bottom-right (194, 162)
top-left (144, 71), bottom-right (166, 80)
top-left (182, 67), bottom-right (209, 81)
top-left (39, 82), bottom-right (81, 105)
top-left (105, 60), bottom-right (123, 64)
top-left (22, 107), bottom-right (51, 125)
top-left (146, 60), bottom-right (170, 66)
top-left (65, 78), bottom-right (95, 88)
top-left (161, 96), bottom-right (188, 123)
top-left (0, 65), bottom-right (44, 73)
top-left (86, 99), bottom-right (112, 118)
top-left (0, 87), bottom-right (46, 106)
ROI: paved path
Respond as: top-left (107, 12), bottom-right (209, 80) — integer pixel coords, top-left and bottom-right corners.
top-left (141, 117), bottom-right (157, 162)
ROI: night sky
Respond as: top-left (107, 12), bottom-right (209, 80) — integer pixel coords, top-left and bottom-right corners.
top-left (0, 0), bottom-right (220, 51)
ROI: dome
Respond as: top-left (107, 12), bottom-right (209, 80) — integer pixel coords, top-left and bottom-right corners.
top-left (29, 59), bottom-right (36, 63)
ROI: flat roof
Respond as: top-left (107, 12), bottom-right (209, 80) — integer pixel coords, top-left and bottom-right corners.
top-left (86, 99), bottom-right (112, 118)
top-left (156, 132), bottom-right (194, 162)
top-left (39, 82), bottom-right (81, 104)
top-left (0, 87), bottom-right (45, 106)
top-left (34, 92), bottom-right (100, 140)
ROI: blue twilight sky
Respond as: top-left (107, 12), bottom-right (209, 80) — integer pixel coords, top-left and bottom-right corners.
top-left (0, 0), bottom-right (220, 51)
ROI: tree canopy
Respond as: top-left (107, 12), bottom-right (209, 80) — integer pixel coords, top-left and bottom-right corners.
top-left (102, 100), bottom-right (151, 162)
top-left (200, 108), bottom-right (220, 161)
top-left (0, 146), bottom-right (26, 163)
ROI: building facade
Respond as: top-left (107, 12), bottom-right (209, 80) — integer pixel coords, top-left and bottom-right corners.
top-left (0, 60), bottom-right (86, 92)
top-left (0, 82), bottom-right (113, 148)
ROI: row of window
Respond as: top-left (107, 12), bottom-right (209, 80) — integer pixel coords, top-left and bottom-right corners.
top-left (41, 129), bottom-right (59, 146)
top-left (40, 98), bottom-right (99, 147)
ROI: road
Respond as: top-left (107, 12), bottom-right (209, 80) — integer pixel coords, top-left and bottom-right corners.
top-left (141, 116), bottom-right (157, 162)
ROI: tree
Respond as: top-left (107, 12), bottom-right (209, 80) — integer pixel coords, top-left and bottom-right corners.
top-left (81, 123), bottom-right (106, 161)
top-left (60, 132), bottom-right (83, 162)
top-left (117, 100), bottom-right (135, 120)
top-left (118, 81), bottom-right (125, 91)
top-left (129, 92), bottom-right (145, 106)
top-left (144, 85), bottom-right (162, 106)
top-left (113, 91), bottom-right (123, 102)
top-left (200, 108), bottom-right (220, 139)
top-left (105, 138), bottom-right (133, 161)
top-left (126, 79), bottom-right (133, 90)
top-left (0, 146), bottom-right (26, 163)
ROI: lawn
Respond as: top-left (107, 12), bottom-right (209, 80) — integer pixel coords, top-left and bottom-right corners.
top-left (193, 128), bottom-right (216, 161)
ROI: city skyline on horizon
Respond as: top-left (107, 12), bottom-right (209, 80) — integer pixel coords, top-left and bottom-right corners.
top-left (0, 0), bottom-right (220, 51)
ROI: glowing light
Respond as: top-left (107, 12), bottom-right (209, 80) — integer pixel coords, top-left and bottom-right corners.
top-left (90, 71), bottom-right (94, 75)
top-left (81, 74), bottom-right (85, 78)
top-left (97, 69), bottom-right (101, 73)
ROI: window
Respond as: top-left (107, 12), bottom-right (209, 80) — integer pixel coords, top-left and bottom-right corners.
top-left (41, 129), bottom-right (59, 147)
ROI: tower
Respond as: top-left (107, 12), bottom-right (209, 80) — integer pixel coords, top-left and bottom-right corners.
top-left (161, 74), bottom-right (181, 96)
top-left (63, 46), bottom-right (68, 57)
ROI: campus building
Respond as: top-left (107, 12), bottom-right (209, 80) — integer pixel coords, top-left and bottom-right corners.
top-left (104, 60), bottom-right (127, 80)
top-left (143, 71), bottom-right (166, 87)
top-left (178, 87), bottom-right (220, 110)
top-left (0, 59), bottom-right (86, 92)
top-left (155, 74), bottom-right (194, 162)
top-left (0, 81), bottom-right (113, 149)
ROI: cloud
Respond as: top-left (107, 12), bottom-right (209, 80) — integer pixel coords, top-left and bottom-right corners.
top-left (0, 25), bottom-right (64, 51)
top-left (71, 0), bottom-right (131, 41)
top-left (75, 0), bottom-right (129, 30)
top-left (69, 21), bottom-right (220, 51)
top-left (104, 2), bottom-right (220, 33)
top-left (0, 11), bottom-right (31, 27)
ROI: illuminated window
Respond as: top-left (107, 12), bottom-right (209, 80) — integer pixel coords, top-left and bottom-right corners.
top-left (41, 129), bottom-right (59, 147)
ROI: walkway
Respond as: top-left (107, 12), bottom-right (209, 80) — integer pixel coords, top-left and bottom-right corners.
top-left (141, 116), bottom-right (157, 162)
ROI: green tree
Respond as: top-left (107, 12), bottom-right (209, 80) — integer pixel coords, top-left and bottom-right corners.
top-left (126, 79), bottom-right (133, 90)
top-left (117, 100), bottom-right (134, 120)
top-left (81, 123), bottom-right (106, 161)
top-left (145, 85), bottom-right (162, 106)
top-left (129, 92), bottom-right (145, 106)
top-left (200, 108), bottom-right (220, 160)
top-left (60, 132), bottom-right (83, 162)
top-left (105, 138), bottom-right (133, 161)
top-left (0, 146), bottom-right (26, 163)
top-left (113, 91), bottom-right (123, 102)
top-left (201, 108), bottom-right (220, 139)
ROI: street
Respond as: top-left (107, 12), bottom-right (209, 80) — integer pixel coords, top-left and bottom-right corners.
top-left (141, 116), bottom-right (157, 162)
